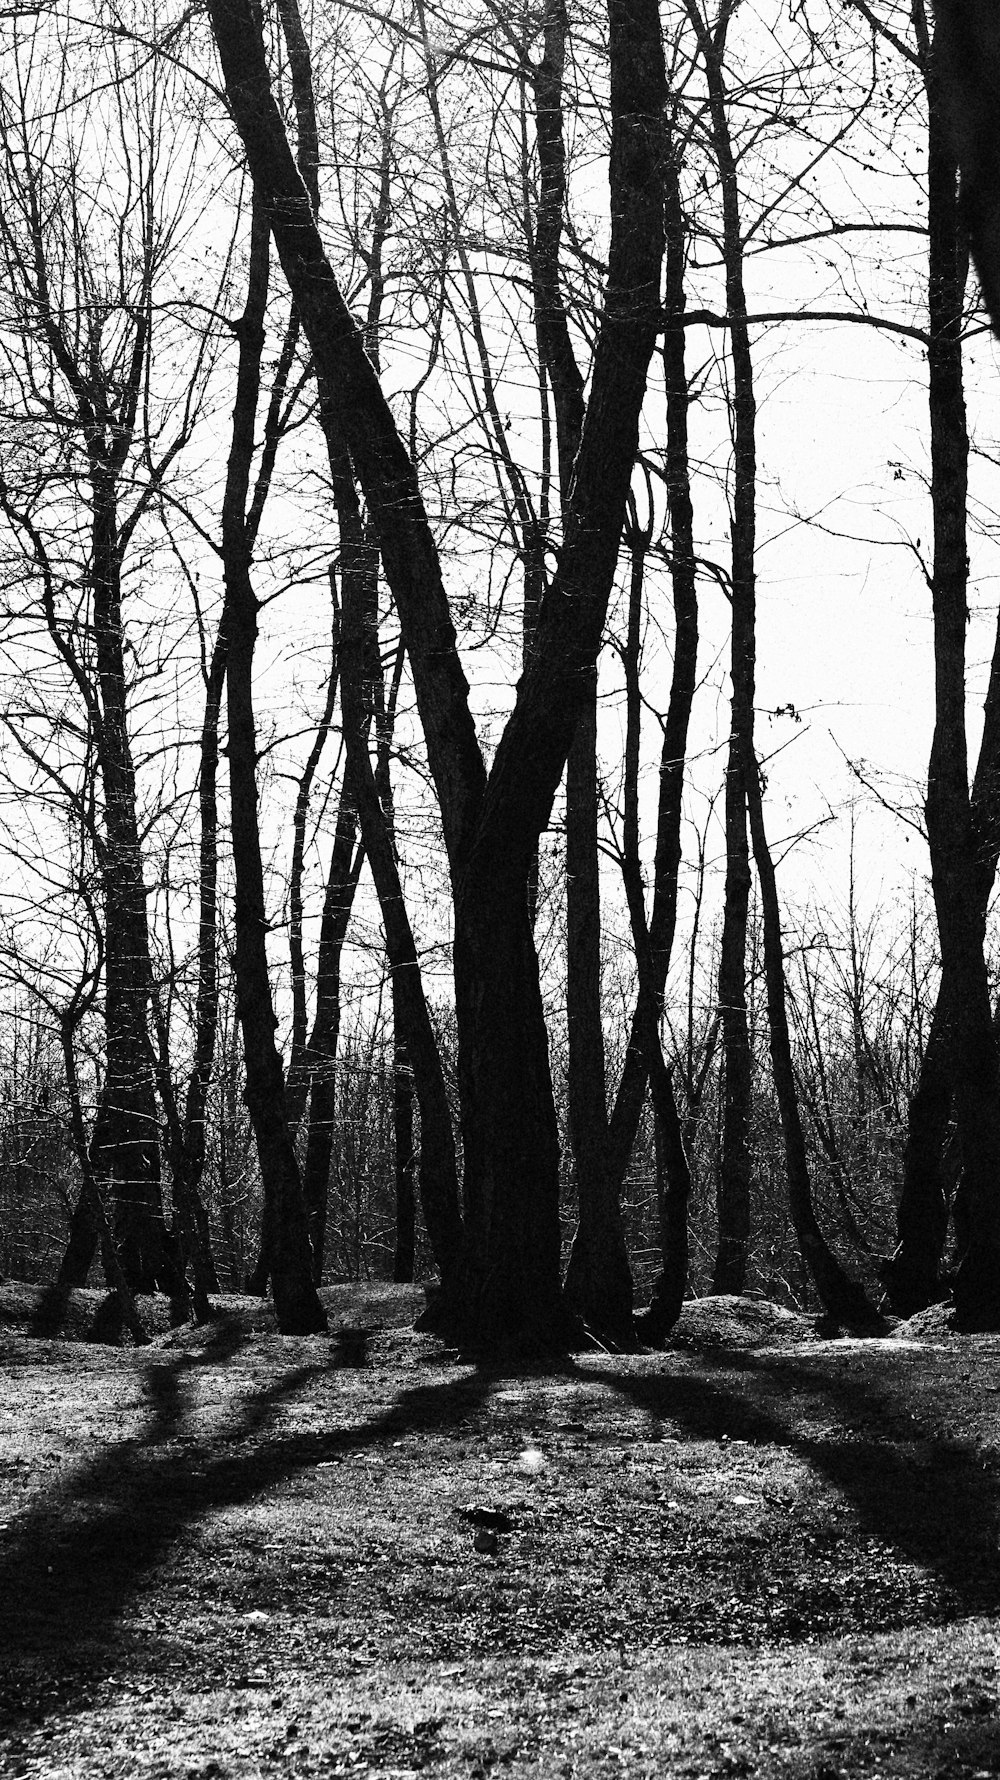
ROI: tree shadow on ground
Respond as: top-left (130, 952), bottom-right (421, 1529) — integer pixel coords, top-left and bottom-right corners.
top-left (585, 1348), bottom-right (1000, 1620)
top-left (0, 1325), bottom-right (499, 1733)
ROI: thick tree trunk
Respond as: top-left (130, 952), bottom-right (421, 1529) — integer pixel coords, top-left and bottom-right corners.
top-left (207, 0), bottom-right (666, 1351)
top-left (59, 1012), bottom-right (149, 1342)
top-left (886, 11), bottom-right (1000, 1321)
top-left (931, 0), bottom-right (1000, 332)
top-left (91, 470), bottom-right (174, 1294)
top-left (916, 15), bottom-right (1000, 1329)
top-left (452, 871), bottom-right (574, 1348)
top-left (58, 1185), bottom-right (100, 1285)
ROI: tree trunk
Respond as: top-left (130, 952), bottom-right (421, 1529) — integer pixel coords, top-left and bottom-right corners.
top-left (90, 468), bottom-right (175, 1294)
top-left (295, 749), bottom-right (364, 1282)
top-left (222, 200), bottom-right (326, 1336)
top-left (745, 747), bottom-right (883, 1329)
top-left (686, 4), bottom-right (754, 1299)
top-left (333, 483), bottom-right (466, 1294)
top-left (207, 0), bottom-right (666, 1351)
top-left (886, 8), bottom-right (1000, 1321)
top-left (915, 10), bottom-right (1000, 1329)
top-left (636, 1066), bottom-right (691, 1343)
top-left (931, 0), bottom-right (1000, 332)
top-left (529, 2), bottom-right (634, 1346)
top-left (563, 680), bottom-right (635, 1347)
top-left (609, 136), bottom-right (699, 1334)
top-left (393, 1032), bottom-right (416, 1283)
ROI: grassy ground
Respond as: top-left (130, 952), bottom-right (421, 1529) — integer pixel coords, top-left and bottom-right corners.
top-left (0, 1282), bottom-right (998, 1778)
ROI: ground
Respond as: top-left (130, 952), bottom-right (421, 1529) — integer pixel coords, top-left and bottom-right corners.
top-left (0, 1283), bottom-right (999, 1778)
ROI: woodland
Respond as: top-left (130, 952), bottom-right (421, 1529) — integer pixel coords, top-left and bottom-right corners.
top-left (1, 0), bottom-right (1000, 1357)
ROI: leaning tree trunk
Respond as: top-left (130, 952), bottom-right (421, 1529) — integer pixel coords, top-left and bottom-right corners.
top-left (334, 476), bottom-right (466, 1295)
top-left (207, 0), bottom-right (666, 1352)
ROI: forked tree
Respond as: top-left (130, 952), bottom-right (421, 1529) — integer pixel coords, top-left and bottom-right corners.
top-left (206, 0), bottom-right (666, 1349)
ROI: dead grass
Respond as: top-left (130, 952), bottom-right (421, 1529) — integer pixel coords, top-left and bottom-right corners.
top-left (0, 1282), bottom-right (998, 1778)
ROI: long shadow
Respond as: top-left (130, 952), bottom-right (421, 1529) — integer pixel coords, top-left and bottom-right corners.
top-left (582, 1346), bottom-right (1000, 1619)
top-left (0, 1324), bottom-right (497, 1735)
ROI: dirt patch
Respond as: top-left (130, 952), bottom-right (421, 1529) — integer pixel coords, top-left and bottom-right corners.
top-left (0, 1283), bottom-right (998, 1777)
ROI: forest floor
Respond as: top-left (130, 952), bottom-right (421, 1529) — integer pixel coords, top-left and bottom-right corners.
top-left (0, 1283), bottom-right (998, 1779)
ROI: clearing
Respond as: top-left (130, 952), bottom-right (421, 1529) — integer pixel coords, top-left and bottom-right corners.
top-left (0, 1283), bottom-right (998, 1778)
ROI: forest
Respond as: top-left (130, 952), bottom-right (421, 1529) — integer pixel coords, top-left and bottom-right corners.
top-left (2, 0), bottom-right (1000, 1356)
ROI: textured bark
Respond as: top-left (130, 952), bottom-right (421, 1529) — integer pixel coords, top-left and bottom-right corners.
top-left (392, 1034), bottom-right (417, 1283)
top-left (90, 460), bottom-right (177, 1293)
top-left (207, 0), bottom-right (666, 1350)
top-left (59, 1009), bottom-right (149, 1342)
top-left (635, 1067), bottom-right (691, 1344)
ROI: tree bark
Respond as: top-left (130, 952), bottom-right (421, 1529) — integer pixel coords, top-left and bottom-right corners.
top-left (913, 5), bottom-right (1000, 1329)
top-left (684, 1), bottom-right (753, 1296)
top-left (931, 0), bottom-right (1000, 332)
top-left (222, 200), bottom-right (326, 1335)
top-left (333, 484), bottom-right (466, 1293)
top-left (608, 133), bottom-right (699, 1336)
top-left (635, 1067), bottom-right (691, 1343)
top-left (562, 678), bottom-right (636, 1347)
top-left (884, 6), bottom-right (1000, 1320)
top-left (207, 0), bottom-right (666, 1351)
top-left (392, 1033), bottom-right (417, 1283)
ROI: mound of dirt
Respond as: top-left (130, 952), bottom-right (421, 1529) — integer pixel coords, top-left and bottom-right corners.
top-left (666, 1292), bottom-right (814, 1349)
